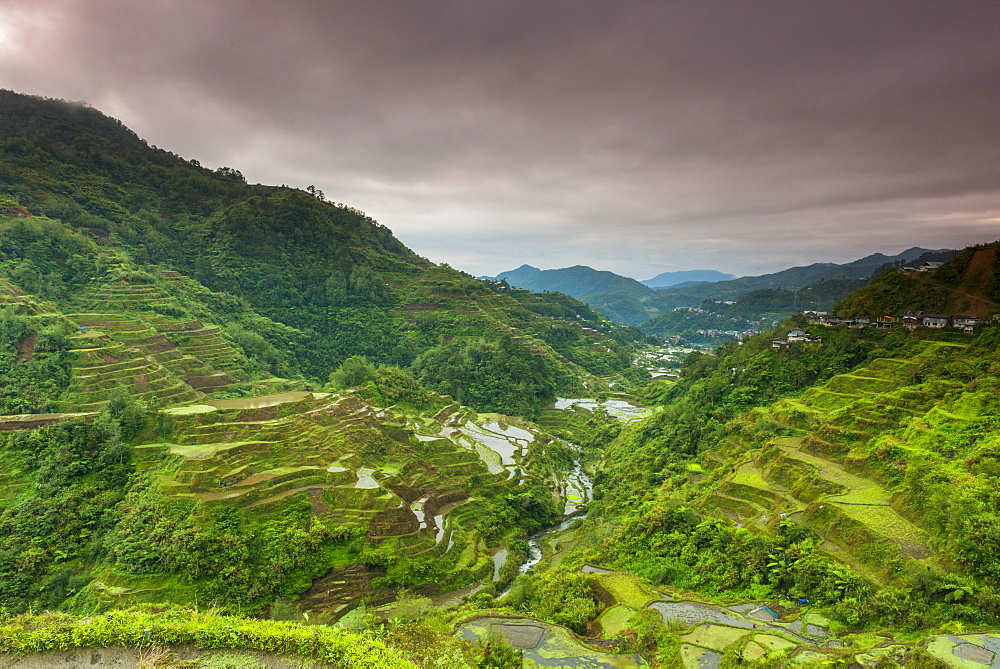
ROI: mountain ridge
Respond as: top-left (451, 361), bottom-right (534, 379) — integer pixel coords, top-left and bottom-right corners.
top-left (641, 268), bottom-right (735, 287)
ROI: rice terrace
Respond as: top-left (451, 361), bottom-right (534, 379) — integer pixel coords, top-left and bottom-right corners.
top-left (1, 5), bottom-right (999, 665)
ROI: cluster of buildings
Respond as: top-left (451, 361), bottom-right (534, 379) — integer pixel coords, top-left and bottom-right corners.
top-left (804, 310), bottom-right (987, 333)
top-left (899, 262), bottom-right (944, 274)
top-left (697, 327), bottom-right (762, 339)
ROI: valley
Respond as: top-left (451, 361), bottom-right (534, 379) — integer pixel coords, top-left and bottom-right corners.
top-left (1, 90), bottom-right (1000, 667)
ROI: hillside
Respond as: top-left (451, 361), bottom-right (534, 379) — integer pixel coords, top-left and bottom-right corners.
top-left (4, 88), bottom-right (1000, 667)
top-left (641, 278), bottom-right (869, 343)
top-left (587, 308), bottom-right (1000, 640)
top-left (490, 250), bottom-right (952, 331)
top-left (835, 241), bottom-right (1000, 319)
top-left (0, 92), bottom-right (642, 622)
top-left (492, 263), bottom-right (542, 285)
top-left (504, 265), bottom-right (654, 301)
top-left (645, 247), bottom-right (953, 308)
top-left (0, 90), bottom-right (643, 417)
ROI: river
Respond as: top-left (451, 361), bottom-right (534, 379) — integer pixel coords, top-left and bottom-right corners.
top-left (432, 397), bottom-right (641, 605)
top-left (493, 458), bottom-right (594, 598)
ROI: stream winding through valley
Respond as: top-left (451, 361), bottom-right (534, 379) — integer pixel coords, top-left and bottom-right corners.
top-left (433, 397), bottom-right (642, 605)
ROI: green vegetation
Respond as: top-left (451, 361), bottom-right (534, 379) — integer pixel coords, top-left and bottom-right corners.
top-left (0, 307), bottom-right (70, 413)
top-left (836, 241), bottom-right (999, 319)
top-left (582, 323), bottom-right (1000, 638)
top-left (5, 89), bottom-right (1000, 667)
top-left (0, 609), bottom-right (408, 668)
top-left (0, 89), bottom-right (642, 419)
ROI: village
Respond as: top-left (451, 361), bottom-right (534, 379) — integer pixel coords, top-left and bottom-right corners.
top-left (806, 310), bottom-right (989, 333)
top-left (768, 310), bottom-right (997, 350)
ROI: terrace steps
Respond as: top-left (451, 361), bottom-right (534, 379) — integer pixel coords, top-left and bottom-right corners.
top-left (708, 433), bottom-right (936, 584)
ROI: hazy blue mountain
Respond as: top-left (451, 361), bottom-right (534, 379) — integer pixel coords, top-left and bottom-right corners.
top-left (507, 265), bottom-right (654, 301)
top-left (642, 269), bottom-right (735, 288)
top-left (491, 264), bottom-right (541, 285)
top-left (486, 248), bottom-right (953, 327)
top-left (646, 247), bottom-right (953, 311)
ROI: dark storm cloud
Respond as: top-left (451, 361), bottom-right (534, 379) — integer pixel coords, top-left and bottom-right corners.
top-left (0, 0), bottom-right (997, 277)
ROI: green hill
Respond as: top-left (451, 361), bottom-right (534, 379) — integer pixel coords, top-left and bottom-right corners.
top-left (491, 250), bottom-right (950, 330)
top-left (590, 308), bottom-right (1000, 636)
top-left (0, 91), bottom-right (641, 622)
top-left (0, 90), bottom-right (643, 418)
top-left (507, 265), bottom-right (655, 301)
top-left (835, 241), bottom-right (1000, 319)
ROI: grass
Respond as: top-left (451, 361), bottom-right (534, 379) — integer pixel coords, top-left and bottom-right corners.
top-left (678, 623), bottom-right (750, 651)
top-left (597, 605), bottom-right (636, 637)
top-left (598, 572), bottom-right (663, 610)
top-left (704, 338), bottom-right (970, 583)
top-left (0, 609), bottom-right (408, 669)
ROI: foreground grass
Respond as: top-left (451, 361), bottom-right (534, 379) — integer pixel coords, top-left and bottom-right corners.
top-left (0, 609), bottom-right (410, 668)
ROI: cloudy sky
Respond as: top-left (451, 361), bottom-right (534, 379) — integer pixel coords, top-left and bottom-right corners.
top-left (0, 1), bottom-right (997, 279)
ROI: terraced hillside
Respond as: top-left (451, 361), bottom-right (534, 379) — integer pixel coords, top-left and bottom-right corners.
top-left (4, 268), bottom-right (258, 413)
top-left (704, 341), bottom-right (975, 584)
top-left (80, 379), bottom-right (583, 616)
top-left (589, 317), bottom-right (1000, 645)
top-left (836, 241), bottom-right (1000, 319)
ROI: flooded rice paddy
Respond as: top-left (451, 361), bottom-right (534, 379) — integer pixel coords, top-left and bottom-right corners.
top-left (554, 397), bottom-right (649, 421)
top-left (458, 616), bottom-right (644, 668)
top-left (353, 467), bottom-right (379, 489)
top-left (205, 391), bottom-right (316, 410)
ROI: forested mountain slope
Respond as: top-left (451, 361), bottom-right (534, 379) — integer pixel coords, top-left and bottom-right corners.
top-left (0, 90), bottom-right (642, 418)
top-left (500, 264), bottom-right (655, 301)
top-left (0, 90), bottom-right (643, 621)
top-left (836, 241), bottom-right (1000, 319)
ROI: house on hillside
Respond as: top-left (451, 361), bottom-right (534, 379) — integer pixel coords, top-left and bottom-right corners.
top-left (919, 262), bottom-right (944, 272)
top-left (902, 310), bottom-right (923, 329)
top-left (772, 328), bottom-right (822, 349)
top-left (922, 313), bottom-right (951, 328)
top-left (952, 316), bottom-right (979, 333)
top-left (872, 316), bottom-right (896, 330)
top-left (900, 266), bottom-right (919, 274)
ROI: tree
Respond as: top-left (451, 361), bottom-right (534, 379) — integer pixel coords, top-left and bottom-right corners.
top-left (327, 355), bottom-right (378, 390)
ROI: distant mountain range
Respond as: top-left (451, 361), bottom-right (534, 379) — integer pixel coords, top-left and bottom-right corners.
top-left (648, 247), bottom-right (951, 304)
top-left (491, 264), bottom-right (653, 300)
top-left (641, 269), bottom-right (735, 288)
top-left (486, 247), bottom-right (955, 327)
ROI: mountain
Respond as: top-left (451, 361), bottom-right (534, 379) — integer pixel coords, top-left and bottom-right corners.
top-left (648, 246), bottom-right (952, 306)
top-left (4, 88), bottom-right (1000, 665)
top-left (489, 250), bottom-right (955, 330)
top-left (496, 264), bottom-right (654, 301)
top-left (0, 90), bottom-right (642, 414)
top-left (641, 269), bottom-right (735, 288)
top-left (492, 263), bottom-right (541, 284)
